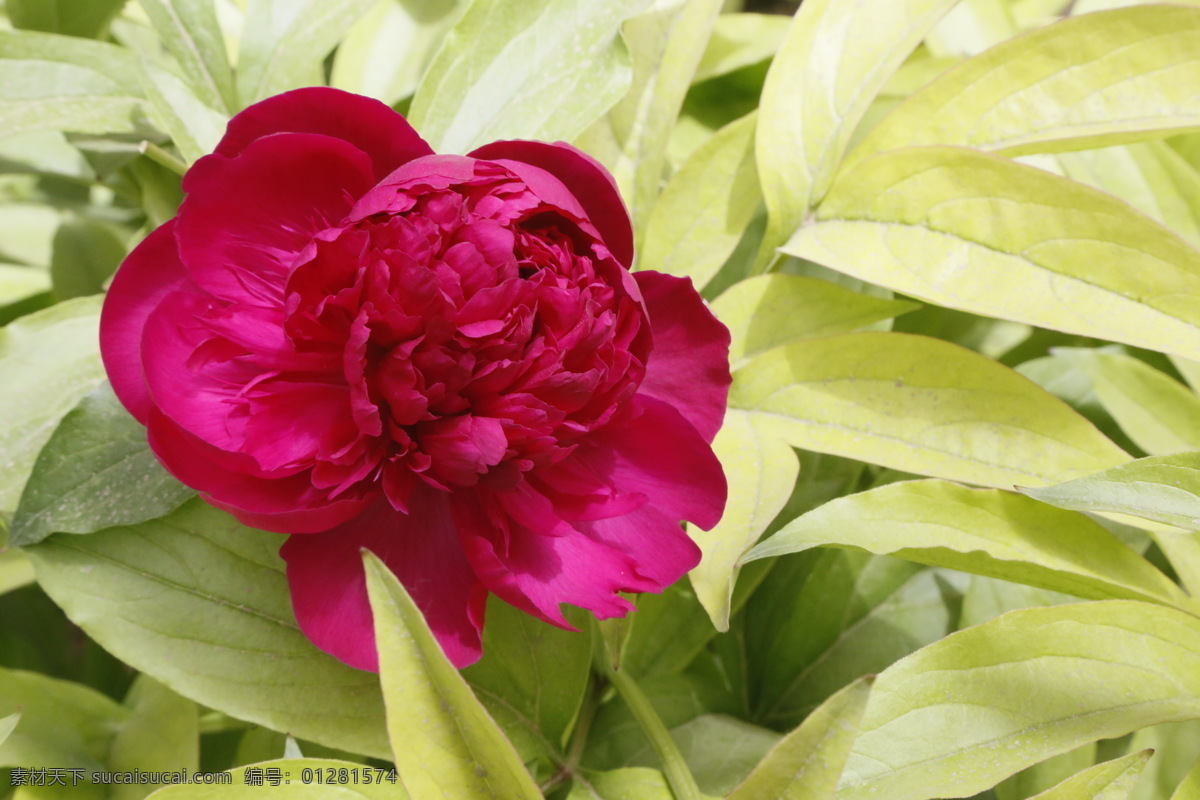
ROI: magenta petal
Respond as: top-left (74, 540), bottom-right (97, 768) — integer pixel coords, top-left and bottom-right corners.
top-left (468, 140), bottom-right (634, 267)
top-left (578, 505), bottom-right (701, 587)
top-left (177, 133), bottom-right (376, 303)
top-left (281, 491), bottom-right (487, 671)
top-left (100, 222), bottom-right (190, 423)
top-left (455, 493), bottom-right (653, 627)
top-left (215, 87), bottom-right (433, 180)
top-left (574, 395), bottom-right (727, 531)
top-left (146, 410), bottom-right (373, 533)
top-left (634, 270), bottom-right (732, 443)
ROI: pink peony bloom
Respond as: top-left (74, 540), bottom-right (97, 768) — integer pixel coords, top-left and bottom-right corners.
top-left (100, 87), bottom-right (730, 670)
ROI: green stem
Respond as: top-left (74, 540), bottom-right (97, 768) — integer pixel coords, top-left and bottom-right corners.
top-left (139, 141), bottom-right (188, 176)
top-left (600, 660), bottom-right (703, 800)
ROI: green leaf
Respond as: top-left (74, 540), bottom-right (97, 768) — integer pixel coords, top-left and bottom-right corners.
top-left (49, 216), bottom-right (126, 300)
top-left (24, 500), bottom-right (390, 758)
top-left (146, 759), bottom-right (404, 798)
top-left (754, 0), bottom-right (958, 269)
top-left (745, 480), bottom-right (1187, 610)
top-left (837, 600), bottom-right (1200, 800)
top-left (141, 61), bottom-right (230, 164)
top-left (693, 12), bottom-right (790, 83)
top-left (0, 666), bottom-right (130, 771)
top-left (923, 0), bottom-right (1014, 58)
top-left (363, 551), bottom-right (542, 798)
top-left (744, 552), bottom-right (957, 728)
top-left (0, 549), bottom-right (35, 595)
top-left (330, 0), bottom-right (465, 106)
top-left (0, 295), bottom-right (105, 513)
top-left (728, 677), bottom-right (872, 800)
top-left (6, 0), bottom-right (127, 39)
top-left (622, 580), bottom-right (719, 679)
top-left (409, 0), bottom-right (651, 153)
top-left (687, 408), bottom-right (798, 630)
top-left (0, 712), bottom-right (17, 747)
top-left (852, 6), bottom-right (1200, 165)
top-left (27, 410), bottom-right (170, 573)
top-left (0, 263), bottom-right (51, 306)
top-left (1055, 349), bottom-right (1200, 456)
top-left (137, 0), bottom-right (238, 113)
top-left (590, 0), bottom-right (723, 233)
top-left (0, 60), bottom-right (151, 140)
top-left (712, 274), bottom-right (919, 369)
top-left (1027, 751), bottom-right (1152, 800)
top-left (0, 30), bottom-right (143, 93)
top-left (729, 331), bottom-right (1129, 489)
top-left (639, 111), bottom-right (759, 289)
top-left (108, 676), bottom-right (199, 800)
top-left (660, 714), bottom-right (780, 796)
top-left (1057, 142), bottom-right (1200, 251)
top-left (567, 767), bottom-right (675, 800)
top-left (1020, 452), bottom-right (1200, 535)
top-left (462, 598), bottom-right (592, 757)
top-left (1175, 752), bottom-right (1200, 800)
top-left (237, 0), bottom-right (377, 105)
top-left (785, 146), bottom-right (1200, 364)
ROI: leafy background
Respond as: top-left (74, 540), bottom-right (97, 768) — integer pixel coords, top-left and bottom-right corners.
top-left (7, 0), bottom-right (1200, 797)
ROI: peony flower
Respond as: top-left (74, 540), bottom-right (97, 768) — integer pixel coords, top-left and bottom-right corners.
top-left (100, 87), bottom-right (730, 670)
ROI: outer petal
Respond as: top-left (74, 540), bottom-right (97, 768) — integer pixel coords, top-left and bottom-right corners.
top-left (634, 270), bottom-right (732, 443)
top-left (578, 504), bottom-right (701, 588)
top-left (573, 395), bottom-right (727, 530)
top-left (146, 410), bottom-right (373, 533)
top-left (215, 86), bottom-right (433, 181)
top-left (469, 140), bottom-right (634, 267)
top-left (281, 491), bottom-right (487, 670)
top-left (177, 133), bottom-right (376, 303)
top-left (99, 221), bottom-right (191, 423)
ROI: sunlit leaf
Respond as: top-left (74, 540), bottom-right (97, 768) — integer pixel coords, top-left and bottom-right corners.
top-left (26, 501), bottom-right (390, 758)
top-left (730, 331), bottom-right (1129, 489)
top-left (138, 0), bottom-right (237, 113)
top-left (712, 274), bottom-right (918, 369)
top-left (785, 146), bottom-right (1200, 363)
top-left (0, 295), bottom-right (105, 513)
top-left (410, 0), bottom-right (651, 153)
top-left (754, 0), bottom-right (958, 268)
top-left (0, 30), bottom-right (142, 92)
top-left (566, 767), bottom-right (675, 800)
top-left (0, 60), bottom-right (150, 139)
top-left (838, 601), bottom-right (1200, 799)
top-left (364, 551), bottom-right (542, 798)
top-left (729, 677), bottom-right (871, 800)
top-left (852, 6), bottom-right (1200, 165)
top-left (746, 480), bottom-right (1186, 609)
top-left (688, 408), bottom-right (798, 630)
top-left (1020, 452), bottom-right (1200, 535)
top-left (237, 0), bottom-right (377, 105)
top-left (640, 111), bottom-right (758, 288)
top-left (141, 61), bottom-right (230, 164)
top-left (1026, 750), bottom-right (1151, 800)
top-left (693, 13), bottom-right (790, 83)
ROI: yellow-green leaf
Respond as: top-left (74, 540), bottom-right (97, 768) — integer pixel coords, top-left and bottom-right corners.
top-left (785, 146), bottom-right (1200, 363)
top-left (729, 331), bottom-right (1129, 489)
top-left (363, 552), bottom-right (541, 799)
top-left (1027, 750), bottom-right (1151, 800)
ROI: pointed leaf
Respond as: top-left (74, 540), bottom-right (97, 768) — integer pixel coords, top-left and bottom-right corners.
top-left (0, 59), bottom-right (150, 139)
top-left (1056, 349), bottom-right (1200, 456)
top-left (1174, 752), bottom-right (1200, 800)
top-left (0, 29), bottom-right (142, 92)
top-left (11, 382), bottom-right (194, 546)
top-left (25, 501), bottom-right (390, 758)
top-left (693, 13), bottom-right (790, 83)
top-left (640, 111), bottom-right (759, 289)
top-left (0, 712), bottom-right (17, 748)
top-left (1027, 750), bottom-right (1151, 800)
top-left (0, 295), bottom-right (105, 512)
top-left (729, 676), bottom-right (872, 800)
top-left (745, 480), bottom-right (1187, 609)
top-left (238, 0), bottom-right (377, 105)
top-left (852, 6), bottom-right (1200, 165)
top-left (363, 551), bottom-right (542, 799)
top-left (141, 61), bottom-right (230, 164)
top-left (730, 331), bottom-right (1129, 489)
top-left (688, 408), bottom-right (798, 630)
top-left (462, 599), bottom-right (592, 757)
top-left (409, 0), bottom-right (651, 153)
top-left (138, 0), bottom-right (237, 113)
top-left (1021, 452), bottom-right (1200, 534)
top-left (786, 146), bottom-right (1200, 363)
top-left (838, 600), bottom-right (1200, 800)
top-left (712, 274), bottom-right (918, 369)
top-left (754, 0), bottom-right (959, 267)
